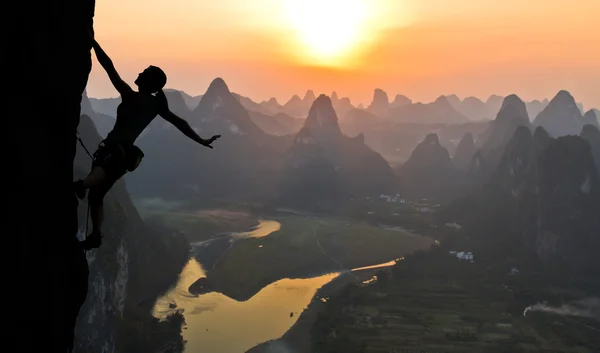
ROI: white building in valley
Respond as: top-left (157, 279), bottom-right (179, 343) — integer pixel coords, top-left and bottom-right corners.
top-left (378, 193), bottom-right (405, 203)
top-left (449, 251), bottom-right (474, 262)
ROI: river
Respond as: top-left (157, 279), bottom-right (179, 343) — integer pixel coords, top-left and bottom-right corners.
top-left (152, 217), bottom-right (413, 353)
top-left (153, 258), bottom-right (339, 353)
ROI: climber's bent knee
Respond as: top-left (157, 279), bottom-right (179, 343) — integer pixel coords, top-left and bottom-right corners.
top-left (88, 186), bottom-right (108, 206)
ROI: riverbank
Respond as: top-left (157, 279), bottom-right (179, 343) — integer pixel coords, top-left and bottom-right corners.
top-left (142, 208), bottom-right (259, 243)
top-left (246, 266), bottom-right (389, 353)
top-left (207, 214), bottom-right (432, 301)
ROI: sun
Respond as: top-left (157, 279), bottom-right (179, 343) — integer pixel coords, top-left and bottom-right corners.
top-left (282, 0), bottom-right (371, 67)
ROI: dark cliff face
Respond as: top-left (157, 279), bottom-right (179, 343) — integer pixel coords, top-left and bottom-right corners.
top-left (8, 1), bottom-right (95, 352)
top-left (4, 3), bottom-right (184, 353)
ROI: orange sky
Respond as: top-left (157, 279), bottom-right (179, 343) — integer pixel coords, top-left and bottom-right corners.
top-left (86, 0), bottom-right (600, 109)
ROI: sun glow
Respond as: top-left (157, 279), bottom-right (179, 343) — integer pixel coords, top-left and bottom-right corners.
top-left (282, 0), bottom-right (373, 67)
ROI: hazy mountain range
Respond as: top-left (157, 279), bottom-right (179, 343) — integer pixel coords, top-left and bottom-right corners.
top-left (84, 80), bottom-right (599, 209)
top-left (89, 87), bottom-right (595, 127)
top-left (88, 86), bottom-right (597, 168)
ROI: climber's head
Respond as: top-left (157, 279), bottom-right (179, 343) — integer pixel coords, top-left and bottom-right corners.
top-left (135, 65), bottom-right (167, 94)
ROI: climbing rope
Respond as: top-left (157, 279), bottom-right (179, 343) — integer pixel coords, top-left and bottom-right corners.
top-left (77, 131), bottom-right (94, 159)
top-left (76, 131), bottom-right (93, 252)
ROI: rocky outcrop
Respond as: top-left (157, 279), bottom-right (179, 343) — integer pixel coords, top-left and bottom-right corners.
top-left (304, 95), bottom-right (343, 141)
top-left (477, 94), bottom-right (531, 171)
top-left (398, 133), bottom-right (456, 200)
top-left (367, 88), bottom-right (390, 117)
top-left (306, 95), bottom-right (396, 195)
top-left (281, 95), bottom-right (397, 207)
top-left (192, 77), bottom-right (266, 137)
top-left (279, 127), bottom-right (341, 210)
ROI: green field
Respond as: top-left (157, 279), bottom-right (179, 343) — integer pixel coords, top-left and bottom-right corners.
top-left (143, 208), bottom-right (258, 242)
top-left (210, 214), bottom-right (433, 301)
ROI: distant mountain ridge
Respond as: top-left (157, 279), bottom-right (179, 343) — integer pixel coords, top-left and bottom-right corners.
top-left (87, 89), bottom-right (591, 127)
top-left (533, 90), bottom-right (584, 137)
top-left (389, 95), bottom-right (469, 124)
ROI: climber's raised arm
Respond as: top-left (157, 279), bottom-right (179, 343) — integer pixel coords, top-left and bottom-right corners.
top-left (89, 30), bottom-right (134, 97)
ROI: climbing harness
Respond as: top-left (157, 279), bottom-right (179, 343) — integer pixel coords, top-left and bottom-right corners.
top-left (76, 132), bottom-right (139, 251)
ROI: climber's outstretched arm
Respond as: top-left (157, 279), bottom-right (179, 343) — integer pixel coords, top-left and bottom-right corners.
top-left (155, 90), bottom-right (220, 148)
top-left (89, 32), bottom-right (134, 97)
top-left (160, 109), bottom-right (221, 148)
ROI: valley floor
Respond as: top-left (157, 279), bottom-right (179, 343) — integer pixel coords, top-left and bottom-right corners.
top-left (206, 213), bottom-right (433, 301)
top-left (310, 250), bottom-right (600, 353)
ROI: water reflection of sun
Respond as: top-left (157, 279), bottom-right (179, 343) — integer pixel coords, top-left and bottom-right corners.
top-left (152, 258), bottom-right (340, 353)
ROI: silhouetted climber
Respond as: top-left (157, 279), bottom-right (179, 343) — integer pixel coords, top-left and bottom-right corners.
top-left (75, 31), bottom-right (221, 250)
